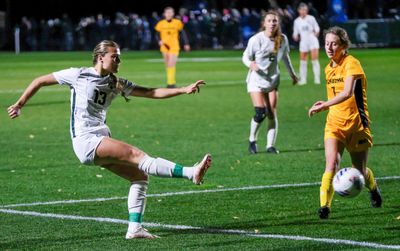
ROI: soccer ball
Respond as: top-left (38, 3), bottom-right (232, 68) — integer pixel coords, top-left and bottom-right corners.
top-left (333, 168), bottom-right (365, 198)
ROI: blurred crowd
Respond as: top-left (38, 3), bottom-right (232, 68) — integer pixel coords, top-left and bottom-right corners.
top-left (16, 0), bottom-right (400, 51)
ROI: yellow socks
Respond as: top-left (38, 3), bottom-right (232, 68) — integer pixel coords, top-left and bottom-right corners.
top-left (364, 167), bottom-right (377, 191)
top-left (320, 171), bottom-right (335, 208)
top-left (166, 67), bottom-right (176, 85)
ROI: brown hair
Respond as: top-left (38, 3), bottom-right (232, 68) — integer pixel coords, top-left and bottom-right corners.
top-left (324, 26), bottom-right (351, 51)
top-left (262, 10), bottom-right (282, 53)
top-left (92, 40), bottom-right (119, 65)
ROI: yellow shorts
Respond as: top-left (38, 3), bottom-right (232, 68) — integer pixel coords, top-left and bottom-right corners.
top-left (160, 44), bottom-right (180, 54)
top-left (324, 123), bottom-right (373, 152)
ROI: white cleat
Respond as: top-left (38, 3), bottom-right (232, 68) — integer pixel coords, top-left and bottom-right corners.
top-left (298, 81), bottom-right (307, 86)
top-left (192, 154), bottom-right (212, 185)
top-left (125, 227), bottom-right (160, 239)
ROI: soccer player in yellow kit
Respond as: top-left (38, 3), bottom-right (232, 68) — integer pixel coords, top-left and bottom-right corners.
top-left (308, 26), bottom-right (382, 219)
top-left (155, 7), bottom-right (190, 88)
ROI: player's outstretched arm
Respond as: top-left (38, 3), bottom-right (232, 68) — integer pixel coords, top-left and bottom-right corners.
top-left (131, 80), bottom-right (205, 99)
top-left (308, 75), bottom-right (357, 117)
top-left (7, 74), bottom-right (58, 119)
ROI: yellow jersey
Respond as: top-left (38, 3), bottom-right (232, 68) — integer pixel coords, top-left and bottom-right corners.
top-left (325, 54), bottom-right (370, 130)
top-left (155, 18), bottom-right (184, 50)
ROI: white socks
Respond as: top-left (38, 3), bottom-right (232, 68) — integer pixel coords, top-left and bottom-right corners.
top-left (128, 180), bottom-right (148, 232)
top-left (249, 116), bottom-right (278, 148)
top-left (138, 155), bottom-right (193, 180)
top-left (300, 60), bottom-right (320, 84)
top-left (249, 118), bottom-right (261, 142)
top-left (300, 60), bottom-right (307, 84)
top-left (312, 60), bottom-right (320, 84)
top-left (266, 117), bottom-right (278, 148)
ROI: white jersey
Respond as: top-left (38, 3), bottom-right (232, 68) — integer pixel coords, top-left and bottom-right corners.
top-left (293, 15), bottom-right (320, 41)
top-left (242, 32), bottom-right (295, 91)
top-left (53, 67), bottom-right (135, 138)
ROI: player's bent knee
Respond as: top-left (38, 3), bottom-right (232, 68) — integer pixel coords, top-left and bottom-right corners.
top-left (127, 147), bottom-right (146, 162)
top-left (253, 107), bottom-right (267, 123)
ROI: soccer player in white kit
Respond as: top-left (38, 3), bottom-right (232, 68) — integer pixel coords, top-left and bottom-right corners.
top-left (7, 40), bottom-right (212, 239)
top-left (243, 11), bottom-right (298, 154)
top-left (293, 2), bottom-right (321, 85)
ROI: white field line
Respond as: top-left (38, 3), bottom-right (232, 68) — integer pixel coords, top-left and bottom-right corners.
top-left (1, 176), bottom-right (399, 209)
top-left (0, 209), bottom-right (399, 250)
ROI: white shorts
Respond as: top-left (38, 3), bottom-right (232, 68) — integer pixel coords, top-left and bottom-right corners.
top-left (246, 72), bottom-right (279, 93)
top-left (299, 36), bottom-right (319, 52)
top-left (72, 127), bottom-right (110, 165)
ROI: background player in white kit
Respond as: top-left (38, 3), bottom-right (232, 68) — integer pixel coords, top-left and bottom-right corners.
top-left (7, 40), bottom-right (212, 239)
top-left (293, 2), bottom-right (321, 85)
top-left (243, 11), bottom-right (298, 154)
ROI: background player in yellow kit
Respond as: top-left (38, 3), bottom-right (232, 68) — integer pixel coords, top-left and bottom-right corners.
top-left (155, 7), bottom-right (190, 88)
top-left (308, 26), bottom-right (382, 219)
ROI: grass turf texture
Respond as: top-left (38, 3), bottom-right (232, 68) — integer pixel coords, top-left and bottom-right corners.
top-left (0, 49), bottom-right (399, 250)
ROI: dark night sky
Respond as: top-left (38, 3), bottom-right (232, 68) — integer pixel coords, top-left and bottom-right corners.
top-left (1, 0), bottom-right (326, 24)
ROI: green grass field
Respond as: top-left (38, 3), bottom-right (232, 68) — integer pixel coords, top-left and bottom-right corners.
top-left (0, 49), bottom-right (399, 250)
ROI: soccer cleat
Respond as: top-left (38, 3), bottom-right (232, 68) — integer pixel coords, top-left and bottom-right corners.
top-left (314, 81), bottom-right (321, 85)
top-left (192, 154), bottom-right (212, 185)
top-left (248, 141), bottom-right (258, 154)
top-left (125, 227), bottom-right (159, 239)
top-left (298, 81), bottom-right (307, 86)
top-left (166, 84), bottom-right (177, 88)
top-left (369, 186), bottom-right (382, 208)
top-left (266, 146), bottom-right (279, 154)
top-left (318, 206), bottom-right (330, 219)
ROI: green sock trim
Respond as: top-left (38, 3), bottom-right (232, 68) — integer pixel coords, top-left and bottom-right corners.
top-left (173, 163), bottom-right (184, 177)
top-left (129, 212), bottom-right (143, 223)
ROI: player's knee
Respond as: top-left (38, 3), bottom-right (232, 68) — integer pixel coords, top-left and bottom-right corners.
top-left (127, 148), bottom-right (146, 162)
top-left (253, 107), bottom-right (267, 123)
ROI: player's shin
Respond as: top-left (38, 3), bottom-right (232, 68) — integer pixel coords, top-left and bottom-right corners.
top-left (364, 167), bottom-right (377, 191)
top-left (249, 118), bottom-right (261, 142)
top-left (128, 180), bottom-right (148, 232)
top-left (320, 171), bottom-right (335, 207)
top-left (266, 116), bottom-right (278, 148)
top-left (312, 60), bottom-right (320, 84)
top-left (300, 60), bottom-right (307, 84)
top-left (166, 67), bottom-right (176, 85)
top-left (138, 155), bottom-right (193, 180)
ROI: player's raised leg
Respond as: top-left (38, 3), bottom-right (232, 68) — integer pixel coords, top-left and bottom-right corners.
top-left (248, 92), bottom-right (267, 154)
top-left (319, 138), bottom-right (344, 219)
top-left (350, 150), bottom-right (382, 208)
top-left (265, 90), bottom-right (279, 154)
top-left (95, 137), bottom-right (212, 184)
top-left (95, 137), bottom-right (212, 239)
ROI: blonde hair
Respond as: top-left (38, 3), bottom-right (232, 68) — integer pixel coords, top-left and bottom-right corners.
top-left (92, 40), bottom-right (119, 65)
top-left (324, 26), bottom-right (351, 52)
top-left (262, 11), bottom-right (282, 53)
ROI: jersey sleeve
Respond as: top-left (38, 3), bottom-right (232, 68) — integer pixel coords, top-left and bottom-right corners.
top-left (311, 16), bottom-right (320, 33)
top-left (176, 20), bottom-right (184, 31)
top-left (154, 21), bottom-right (161, 32)
top-left (118, 78), bottom-right (136, 97)
top-left (242, 36), bottom-right (257, 68)
top-left (52, 68), bottom-right (80, 87)
top-left (344, 57), bottom-right (364, 78)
